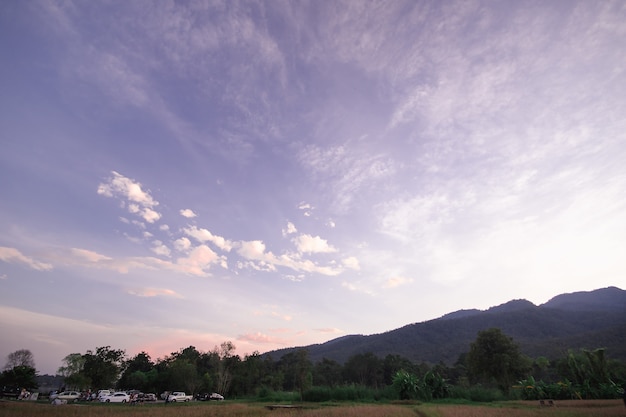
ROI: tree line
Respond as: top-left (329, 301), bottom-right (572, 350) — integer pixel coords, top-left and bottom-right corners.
top-left (3, 328), bottom-right (625, 401)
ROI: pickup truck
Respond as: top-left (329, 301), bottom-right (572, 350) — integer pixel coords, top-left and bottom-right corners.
top-left (167, 391), bottom-right (193, 402)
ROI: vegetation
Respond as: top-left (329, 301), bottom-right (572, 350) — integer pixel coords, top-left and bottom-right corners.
top-left (3, 325), bottom-right (626, 405)
top-left (467, 328), bottom-right (530, 394)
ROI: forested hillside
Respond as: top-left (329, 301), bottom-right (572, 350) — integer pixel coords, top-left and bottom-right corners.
top-left (267, 287), bottom-right (626, 364)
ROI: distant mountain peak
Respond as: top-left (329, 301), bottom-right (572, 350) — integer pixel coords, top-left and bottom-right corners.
top-left (541, 286), bottom-right (626, 311)
top-left (487, 299), bottom-right (536, 313)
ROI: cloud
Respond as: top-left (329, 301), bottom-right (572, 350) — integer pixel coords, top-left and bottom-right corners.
top-left (282, 221), bottom-right (297, 236)
top-left (151, 241), bottom-right (171, 257)
top-left (173, 237), bottom-right (192, 252)
top-left (237, 240), bottom-right (342, 276)
top-left (298, 202), bottom-right (313, 216)
top-left (383, 276), bottom-right (414, 289)
top-left (0, 247), bottom-right (53, 271)
top-left (342, 257), bottom-right (360, 270)
top-left (98, 171), bottom-right (162, 223)
top-left (298, 144), bottom-right (396, 213)
top-left (183, 226), bottom-right (233, 252)
top-left (293, 234), bottom-right (337, 254)
top-left (341, 281), bottom-right (375, 296)
top-left (175, 244), bottom-right (225, 275)
top-left (314, 328), bottom-right (343, 334)
top-left (126, 287), bottom-right (183, 298)
top-left (180, 209), bottom-right (197, 218)
top-left (237, 332), bottom-right (288, 345)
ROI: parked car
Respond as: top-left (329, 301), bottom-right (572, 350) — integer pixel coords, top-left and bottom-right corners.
top-left (96, 389), bottom-right (111, 400)
top-left (55, 391), bottom-right (82, 401)
top-left (195, 392), bottom-right (209, 401)
top-left (209, 392), bottom-right (224, 400)
top-left (167, 391), bottom-right (193, 402)
top-left (143, 393), bottom-right (157, 401)
top-left (100, 392), bottom-right (130, 403)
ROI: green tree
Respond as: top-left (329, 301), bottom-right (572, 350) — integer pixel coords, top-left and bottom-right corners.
top-left (383, 354), bottom-right (416, 385)
top-left (467, 328), bottom-right (529, 394)
top-left (0, 365), bottom-right (38, 391)
top-left (342, 352), bottom-right (383, 388)
top-left (169, 359), bottom-right (201, 394)
top-left (313, 358), bottom-right (343, 387)
top-left (82, 346), bottom-right (125, 389)
top-left (118, 352), bottom-right (154, 390)
top-left (557, 348), bottom-right (622, 399)
top-left (58, 353), bottom-right (89, 389)
top-left (392, 370), bottom-right (418, 400)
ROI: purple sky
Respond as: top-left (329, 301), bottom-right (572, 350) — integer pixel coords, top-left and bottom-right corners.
top-left (1, 1), bottom-right (625, 375)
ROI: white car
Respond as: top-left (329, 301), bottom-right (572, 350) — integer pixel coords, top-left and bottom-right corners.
top-left (100, 392), bottom-right (130, 403)
top-left (54, 391), bottom-right (82, 401)
top-left (209, 392), bottom-right (224, 400)
top-left (97, 390), bottom-right (111, 400)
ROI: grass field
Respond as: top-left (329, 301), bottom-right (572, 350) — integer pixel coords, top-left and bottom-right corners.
top-left (1, 399), bottom-right (624, 417)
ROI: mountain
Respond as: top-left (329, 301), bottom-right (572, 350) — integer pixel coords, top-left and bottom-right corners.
top-left (542, 286), bottom-right (626, 312)
top-left (265, 287), bottom-right (626, 365)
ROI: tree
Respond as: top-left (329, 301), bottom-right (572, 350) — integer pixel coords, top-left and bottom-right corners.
top-left (4, 349), bottom-right (35, 370)
top-left (313, 358), bottom-right (343, 387)
top-left (214, 341), bottom-right (237, 395)
top-left (467, 328), bottom-right (529, 394)
top-left (392, 370), bottom-right (418, 400)
top-left (82, 346), bottom-right (125, 389)
top-left (0, 365), bottom-right (38, 391)
top-left (342, 352), bottom-right (383, 388)
top-left (118, 352), bottom-right (155, 391)
top-left (58, 353), bottom-right (89, 389)
top-left (169, 360), bottom-right (201, 394)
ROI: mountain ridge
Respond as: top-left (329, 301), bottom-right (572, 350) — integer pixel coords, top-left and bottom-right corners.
top-left (265, 286), bottom-right (626, 364)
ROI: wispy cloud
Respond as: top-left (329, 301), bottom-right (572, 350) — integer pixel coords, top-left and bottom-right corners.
top-left (127, 287), bottom-right (183, 299)
top-left (0, 247), bottom-right (53, 271)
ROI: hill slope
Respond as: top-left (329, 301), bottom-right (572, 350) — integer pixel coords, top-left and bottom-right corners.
top-left (266, 287), bottom-right (626, 364)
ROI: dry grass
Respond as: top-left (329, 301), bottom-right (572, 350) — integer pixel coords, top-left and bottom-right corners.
top-left (425, 400), bottom-right (626, 417)
top-left (0, 400), bottom-right (624, 417)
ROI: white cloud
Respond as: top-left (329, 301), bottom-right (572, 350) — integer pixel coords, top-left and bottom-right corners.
top-left (174, 237), bottom-right (192, 252)
top-left (183, 226), bottom-right (233, 252)
top-left (293, 234), bottom-right (337, 254)
top-left (127, 287), bottom-right (183, 298)
top-left (175, 244), bottom-right (224, 275)
top-left (342, 256), bottom-right (360, 270)
top-left (383, 276), bottom-right (413, 289)
top-left (98, 171), bottom-right (162, 223)
top-left (237, 240), bottom-right (342, 276)
top-left (282, 221), bottom-right (297, 236)
top-left (98, 171), bottom-right (158, 207)
top-left (237, 240), bottom-right (267, 260)
top-left (180, 209), bottom-right (197, 218)
top-left (0, 247), bottom-right (53, 271)
top-left (151, 240), bottom-right (171, 257)
top-left (142, 207), bottom-right (161, 223)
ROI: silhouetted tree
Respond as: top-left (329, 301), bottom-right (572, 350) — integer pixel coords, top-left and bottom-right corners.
top-left (467, 328), bottom-right (529, 394)
top-left (4, 349), bottom-right (35, 370)
top-left (82, 346), bottom-right (125, 389)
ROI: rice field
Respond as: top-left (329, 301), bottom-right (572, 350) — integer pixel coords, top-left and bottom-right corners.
top-left (0, 399), bottom-right (624, 417)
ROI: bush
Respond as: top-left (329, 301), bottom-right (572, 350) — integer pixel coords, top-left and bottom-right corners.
top-left (302, 385), bottom-right (396, 402)
top-left (448, 385), bottom-right (505, 402)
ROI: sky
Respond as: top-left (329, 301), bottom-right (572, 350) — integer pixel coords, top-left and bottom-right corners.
top-left (1, 0), bottom-right (625, 376)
